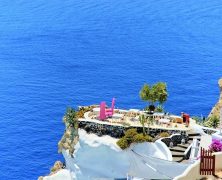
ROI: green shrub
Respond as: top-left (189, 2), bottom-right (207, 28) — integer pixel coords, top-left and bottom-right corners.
top-left (117, 137), bottom-right (129, 150)
top-left (146, 135), bottom-right (153, 142)
top-left (117, 128), bottom-right (138, 149)
top-left (133, 133), bottom-right (153, 143)
top-left (64, 107), bottom-right (78, 127)
top-left (77, 106), bottom-right (94, 118)
top-left (159, 132), bottom-right (170, 137)
top-left (124, 128), bottom-right (138, 143)
top-left (116, 128), bottom-right (154, 149)
top-left (50, 167), bottom-right (56, 173)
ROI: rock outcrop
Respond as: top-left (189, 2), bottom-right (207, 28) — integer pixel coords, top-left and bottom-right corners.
top-left (58, 115), bottom-right (79, 157)
top-left (49, 161), bottom-right (64, 175)
top-left (209, 78), bottom-right (222, 117)
top-left (38, 161), bottom-right (64, 180)
top-left (39, 109), bottom-right (79, 179)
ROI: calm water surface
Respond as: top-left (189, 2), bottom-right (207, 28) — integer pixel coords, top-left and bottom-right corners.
top-left (0, 0), bottom-right (222, 179)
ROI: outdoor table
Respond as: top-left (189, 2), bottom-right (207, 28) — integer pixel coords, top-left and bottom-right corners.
top-left (112, 113), bottom-right (124, 119)
top-left (119, 109), bottom-right (129, 113)
top-left (159, 118), bottom-right (170, 124)
top-left (129, 109), bottom-right (140, 113)
top-left (153, 112), bottom-right (165, 117)
top-left (93, 107), bottom-right (100, 115)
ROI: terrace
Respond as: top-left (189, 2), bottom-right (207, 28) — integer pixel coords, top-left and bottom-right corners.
top-left (79, 107), bottom-right (195, 131)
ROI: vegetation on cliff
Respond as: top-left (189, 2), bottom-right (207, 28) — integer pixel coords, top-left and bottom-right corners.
top-left (38, 161), bottom-right (64, 180)
top-left (204, 115), bottom-right (220, 129)
top-left (76, 105), bottom-right (96, 118)
top-left (159, 132), bottom-right (170, 137)
top-left (50, 161), bottom-right (64, 174)
top-left (58, 107), bottom-right (79, 156)
top-left (117, 128), bottom-right (153, 149)
top-left (64, 107), bottom-right (78, 129)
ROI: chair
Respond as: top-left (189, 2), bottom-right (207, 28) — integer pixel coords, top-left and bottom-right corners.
top-left (99, 101), bottom-right (106, 120)
top-left (106, 98), bottom-right (115, 117)
top-left (99, 98), bottom-right (116, 120)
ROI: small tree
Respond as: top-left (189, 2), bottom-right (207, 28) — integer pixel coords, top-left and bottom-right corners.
top-left (139, 84), bottom-right (156, 108)
top-left (139, 114), bottom-right (147, 136)
top-left (139, 84), bottom-right (150, 103)
top-left (146, 116), bottom-right (154, 135)
top-left (139, 114), bottom-right (153, 135)
top-left (139, 84), bottom-right (157, 111)
top-left (154, 82), bottom-right (168, 105)
top-left (139, 82), bottom-right (168, 112)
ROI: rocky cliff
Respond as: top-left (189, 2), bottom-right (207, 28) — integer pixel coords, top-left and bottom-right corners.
top-left (39, 109), bottom-right (79, 180)
top-left (209, 78), bottom-right (222, 117)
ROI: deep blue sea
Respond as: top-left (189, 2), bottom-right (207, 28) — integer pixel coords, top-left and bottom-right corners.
top-left (0, 0), bottom-right (222, 179)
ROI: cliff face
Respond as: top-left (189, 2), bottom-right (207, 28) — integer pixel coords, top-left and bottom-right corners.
top-left (209, 78), bottom-right (222, 117)
top-left (58, 116), bottom-right (79, 157)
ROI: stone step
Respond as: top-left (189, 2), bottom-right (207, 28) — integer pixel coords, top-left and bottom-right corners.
top-left (188, 133), bottom-right (201, 137)
top-left (180, 159), bottom-right (192, 164)
top-left (170, 147), bottom-right (185, 153)
top-left (172, 156), bottom-right (184, 162)
top-left (171, 151), bottom-right (185, 157)
top-left (188, 140), bottom-right (192, 144)
top-left (177, 144), bottom-right (189, 149)
top-left (188, 137), bottom-right (201, 141)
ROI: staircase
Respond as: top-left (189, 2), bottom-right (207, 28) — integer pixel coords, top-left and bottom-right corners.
top-left (169, 132), bottom-right (201, 163)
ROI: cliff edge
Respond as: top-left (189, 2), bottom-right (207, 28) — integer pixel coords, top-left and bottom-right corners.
top-left (209, 78), bottom-right (222, 117)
